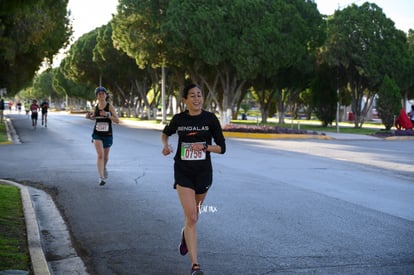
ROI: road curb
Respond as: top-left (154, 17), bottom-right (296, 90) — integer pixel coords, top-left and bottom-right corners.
top-left (3, 117), bottom-right (21, 144)
top-left (0, 179), bottom-right (51, 275)
top-left (384, 136), bottom-right (414, 140)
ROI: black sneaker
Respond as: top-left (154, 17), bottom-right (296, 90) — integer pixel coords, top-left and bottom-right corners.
top-left (179, 228), bottom-right (188, 256)
top-left (99, 179), bottom-right (106, 186)
top-left (191, 264), bottom-right (203, 275)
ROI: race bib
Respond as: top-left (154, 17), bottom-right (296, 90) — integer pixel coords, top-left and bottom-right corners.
top-left (95, 122), bottom-right (109, 132)
top-left (181, 142), bottom-right (206, 161)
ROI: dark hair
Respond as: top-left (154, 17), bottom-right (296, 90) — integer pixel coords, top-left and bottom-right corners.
top-left (182, 84), bottom-right (202, 99)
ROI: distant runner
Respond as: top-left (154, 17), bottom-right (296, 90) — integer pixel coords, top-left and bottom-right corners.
top-left (30, 100), bottom-right (40, 129)
top-left (40, 99), bottom-right (49, 127)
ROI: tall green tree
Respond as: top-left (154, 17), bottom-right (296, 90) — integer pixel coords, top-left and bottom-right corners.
top-left (376, 76), bottom-right (402, 130)
top-left (377, 76), bottom-right (402, 130)
top-left (311, 64), bottom-right (337, 126)
top-left (53, 67), bottom-right (91, 100)
top-left (163, 0), bottom-right (323, 124)
top-left (321, 2), bottom-right (407, 128)
top-left (112, 0), bottom-right (170, 117)
top-left (62, 29), bottom-right (102, 91)
top-left (94, 23), bottom-right (152, 114)
top-left (32, 70), bottom-right (56, 100)
top-left (401, 29), bottom-right (414, 103)
top-left (112, 0), bottom-right (169, 69)
top-left (0, 0), bottom-right (72, 94)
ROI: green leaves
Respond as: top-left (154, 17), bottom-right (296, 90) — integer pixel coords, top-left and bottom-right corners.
top-left (321, 2), bottom-right (408, 127)
top-left (377, 76), bottom-right (402, 130)
top-left (0, 0), bottom-right (72, 94)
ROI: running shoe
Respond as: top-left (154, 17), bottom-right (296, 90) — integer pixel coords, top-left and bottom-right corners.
top-left (104, 168), bottom-right (108, 179)
top-left (179, 228), bottom-right (188, 256)
top-left (99, 179), bottom-right (106, 186)
top-left (191, 264), bottom-right (203, 275)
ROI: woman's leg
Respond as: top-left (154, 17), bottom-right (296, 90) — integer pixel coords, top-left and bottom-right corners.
top-left (103, 147), bottom-right (110, 167)
top-left (103, 147), bottom-right (110, 178)
top-left (43, 113), bottom-right (47, 126)
top-left (93, 140), bottom-right (105, 179)
top-left (176, 185), bottom-right (207, 266)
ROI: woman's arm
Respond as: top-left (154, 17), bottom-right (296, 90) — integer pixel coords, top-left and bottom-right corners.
top-left (161, 133), bottom-right (173, 155)
top-left (205, 144), bottom-right (222, 154)
top-left (85, 111), bottom-right (95, 120)
top-left (108, 104), bottom-right (120, 124)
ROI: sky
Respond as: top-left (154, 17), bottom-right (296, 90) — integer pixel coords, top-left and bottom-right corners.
top-left (316, 0), bottom-right (414, 33)
top-left (68, 0), bottom-right (413, 42)
top-left (67, 0), bottom-right (118, 41)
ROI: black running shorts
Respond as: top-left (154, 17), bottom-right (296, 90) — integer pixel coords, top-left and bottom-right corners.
top-left (174, 161), bottom-right (212, 194)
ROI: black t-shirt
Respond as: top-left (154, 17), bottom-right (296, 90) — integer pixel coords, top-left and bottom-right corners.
top-left (163, 110), bottom-right (226, 162)
top-left (40, 101), bottom-right (49, 113)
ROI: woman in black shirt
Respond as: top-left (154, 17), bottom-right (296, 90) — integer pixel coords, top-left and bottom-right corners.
top-left (161, 84), bottom-right (226, 275)
top-left (86, 87), bottom-right (119, 186)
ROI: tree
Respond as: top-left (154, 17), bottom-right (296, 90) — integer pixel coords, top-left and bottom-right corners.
top-left (376, 76), bottom-right (401, 130)
top-left (32, 70), bottom-right (57, 100)
top-left (163, 0), bottom-right (323, 125)
top-left (322, 2), bottom-right (407, 128)
top-left (311, 64), bottom-right (337, 127)
top-left (0, 0), bottom-right (72, 94)
top-left (62, 29), bottom-right (101, 90)
top-left (400, 29), bottom-right (414, 104)
top-left (94, 23), bottom-right (152, 116)
top-left (112, 0), bottom-right (171, 118)
top-left (52, 67), bottom-right (95, 105)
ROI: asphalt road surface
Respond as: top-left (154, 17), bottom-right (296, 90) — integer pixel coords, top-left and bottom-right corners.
top-left (1, 112), bottom-right (413, 275)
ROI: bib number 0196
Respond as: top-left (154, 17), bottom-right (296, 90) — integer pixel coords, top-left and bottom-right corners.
top-left (181, 142), bottom-right (206, 161)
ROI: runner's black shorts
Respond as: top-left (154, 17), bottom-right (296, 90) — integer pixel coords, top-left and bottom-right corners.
top-left (92, 133), bottom-right (113, 148)
top-left (174, 160), bottom-right (212, 194)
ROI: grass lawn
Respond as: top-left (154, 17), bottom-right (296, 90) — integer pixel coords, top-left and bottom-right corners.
top-left (0, 184), bottom-right (31, 272)
top-left (0, 121), bottom-right (9, 143)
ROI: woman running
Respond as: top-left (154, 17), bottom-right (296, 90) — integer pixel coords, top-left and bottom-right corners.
top-left (86, 86), bottom-right (119, 186)
top-left (30, 99), bottom-right (40, 129)
top-left (161, 84), bottom-right (226, 275)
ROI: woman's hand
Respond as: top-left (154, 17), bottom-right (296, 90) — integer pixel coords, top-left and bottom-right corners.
top-left (162, 144), bottom-right (173, 156)
top-left (85, 112), bottom-right (93, 119)
top-left (191, 143), bottom-right (207, 152)
top-left (98, 110), bottom-right (107, 117)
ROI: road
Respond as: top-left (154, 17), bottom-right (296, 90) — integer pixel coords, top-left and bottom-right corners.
top-left (1, 112), bottom-right (413, 274)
